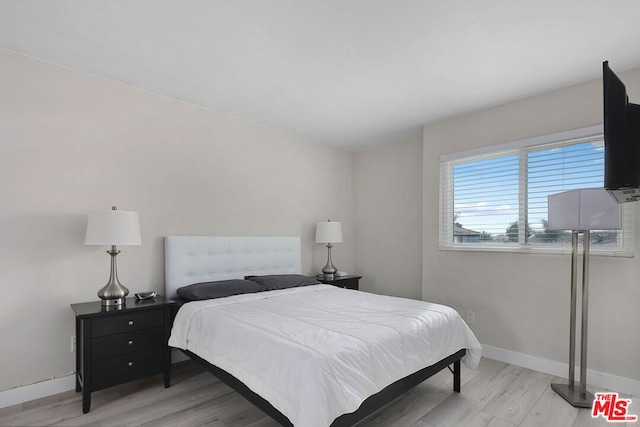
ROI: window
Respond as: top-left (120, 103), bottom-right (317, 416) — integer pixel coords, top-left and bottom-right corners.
top-left (439, 125), bottom-right (634, 256)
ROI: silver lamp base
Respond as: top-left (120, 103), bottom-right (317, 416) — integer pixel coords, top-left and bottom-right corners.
top-left (321, 243), bottom-right (337, 280)
top-left (98, 247), bottom-right (129, 307)
top-left (100, 297), bottom-right (126, 307)
top-left (551, 383), bottom-right (595, 408)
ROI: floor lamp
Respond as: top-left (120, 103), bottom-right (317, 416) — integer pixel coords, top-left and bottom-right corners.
top-left (547, 188), bottom-right (622, 407)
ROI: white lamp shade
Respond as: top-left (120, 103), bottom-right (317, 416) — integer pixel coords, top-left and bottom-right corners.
top-left (548, 188), bottom-right (622, 231)
top-left (315, 221), bottom-right (343, 243)
top-left (85, 209), bottom-right (142, 245)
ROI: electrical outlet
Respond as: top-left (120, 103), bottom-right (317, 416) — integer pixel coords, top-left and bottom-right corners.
top-left (71, 336), bottom-right (76, 352)
top-left (466, 311), bottom-right (476, 325)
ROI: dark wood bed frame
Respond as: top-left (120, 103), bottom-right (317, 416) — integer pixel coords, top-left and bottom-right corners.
top-left (180, 348), bottom-right (466, 426)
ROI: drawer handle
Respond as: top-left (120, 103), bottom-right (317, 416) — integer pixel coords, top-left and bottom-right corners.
top-left (128, 320), bottom-right (134, 326)
top-left (128, 340), bottom-right (134, 346)
top-left (128, 361), bottom-right (133, 367)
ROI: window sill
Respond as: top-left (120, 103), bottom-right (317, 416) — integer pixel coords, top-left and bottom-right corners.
top-left (439, 244), bottom-right (633, 258)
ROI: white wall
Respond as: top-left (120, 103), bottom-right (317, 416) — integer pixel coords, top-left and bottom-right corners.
top-left (0, 49), bottom-right (354, 392)
top-left (422, 66), bottom-right (640, 383)
top-left (353, 136), bottom-right (423, 299)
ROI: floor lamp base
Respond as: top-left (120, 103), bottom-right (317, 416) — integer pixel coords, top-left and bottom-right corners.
top-left (551, 383), bottom-right (595, 408)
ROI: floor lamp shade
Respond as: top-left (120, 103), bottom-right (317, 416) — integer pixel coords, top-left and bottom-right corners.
top-left (547, 188), bottom-right (621, 408)
top-left (315, 220), bottom-right (343, 278)
top-left (548, 188), bottom-right (622, 231)
top-left (85, 207), bottom-right (141, 306)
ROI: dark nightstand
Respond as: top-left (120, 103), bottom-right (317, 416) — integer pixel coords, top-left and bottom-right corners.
top-left (71, 296), bottom-right (175, 413)
top-left (316, 275), bottom-right (362, 290)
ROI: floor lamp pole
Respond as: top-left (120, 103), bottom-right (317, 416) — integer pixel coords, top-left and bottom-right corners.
top-left (569, 231), bottom-right (578, 388)
top-left (551, 230), bottom-right (595, 407)
top-left (581, 230), bottom-right (590, 399)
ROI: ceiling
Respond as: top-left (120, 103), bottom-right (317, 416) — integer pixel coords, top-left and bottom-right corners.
top-left (2, 1), bottom-right (640, 151)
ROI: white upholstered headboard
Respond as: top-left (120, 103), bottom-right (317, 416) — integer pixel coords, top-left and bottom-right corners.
top-left (164, 236), bottom-right (302, 299)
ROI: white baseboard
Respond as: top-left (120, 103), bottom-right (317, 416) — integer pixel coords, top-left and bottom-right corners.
top-left (0, 375), bottom-right (75, 410)
top-left (482, 344), bottom-right (640, 397)
top-left (3, 345), bottom-right (639, 410)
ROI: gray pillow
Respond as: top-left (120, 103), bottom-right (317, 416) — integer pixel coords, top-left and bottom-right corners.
top-left (245, 274), bottom-right (320, 290)
top-left (177, 279), bottom-right (264, 301)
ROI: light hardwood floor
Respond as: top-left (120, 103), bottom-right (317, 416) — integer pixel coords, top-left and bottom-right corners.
top-left (1, 358), bottom-right (638, 426)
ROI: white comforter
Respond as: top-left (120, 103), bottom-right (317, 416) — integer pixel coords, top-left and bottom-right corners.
top-left (169, 284), bottom-right (482, 427)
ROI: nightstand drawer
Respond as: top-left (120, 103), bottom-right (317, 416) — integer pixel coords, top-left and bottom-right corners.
top-left (92, 310), bottom-right (164, 337)
top-left (92, 349), bottom-right (163, 383)
top-left (92, 327), bottom-right (164, 360)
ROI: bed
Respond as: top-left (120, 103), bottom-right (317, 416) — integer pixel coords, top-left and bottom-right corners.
top-left (165, 236), bottom-right (482, 427)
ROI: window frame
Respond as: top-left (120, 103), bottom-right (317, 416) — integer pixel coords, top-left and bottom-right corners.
top-left (439, 125), bottom-right (635, 257)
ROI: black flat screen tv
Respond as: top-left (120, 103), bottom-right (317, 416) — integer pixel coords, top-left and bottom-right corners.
top-left (603, 61), bottom-right (640, 203)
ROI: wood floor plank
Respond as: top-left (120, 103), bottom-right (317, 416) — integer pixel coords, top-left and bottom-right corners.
top-left (445, 410), bottom-right (517, 427)
top-left (459, 361), bottom-right (523, 405)
top-left (454, 410), bottom-right (494, 427)
top-left (519, 382), bottom-right (579, 427)
top-left (195, 420), bottom-right (229, 427)
top-left (414, 393), bottom-right (484, 427)
top-left (482, 368), bottom-right (553, 425)
top-left (138, 390), bottom-right (237, 427)
top-left (212, 392), bottom-right (280, 427)
top-left (243, 415), bottom-right (283, 427)
top-left (484, 414), bottom-right (519, 427)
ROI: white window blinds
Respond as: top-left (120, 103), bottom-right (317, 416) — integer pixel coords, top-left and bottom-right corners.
top-left (439, 126), bottom-right (634, 256)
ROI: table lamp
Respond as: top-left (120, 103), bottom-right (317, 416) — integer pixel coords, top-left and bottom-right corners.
top-left (315, 219), bottom-right (343, 280)
top-left (85, 206), bottom-right (141, 306)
